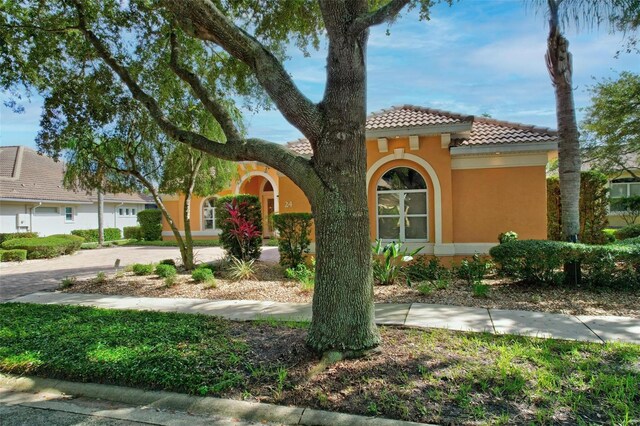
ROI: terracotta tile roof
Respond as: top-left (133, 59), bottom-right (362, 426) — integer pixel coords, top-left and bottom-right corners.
top-left (286, 139), bottom-right (314, 156)
top-left (0, 146), bottom-right (153, 204)
top-left (366, 105), bottom-right (472, 129)
top-left (456, 116), bottom-right (557, 147)
top-left (285, 106), bottom-right (557, 155)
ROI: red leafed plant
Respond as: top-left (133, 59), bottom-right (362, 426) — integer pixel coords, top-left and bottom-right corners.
top-left (225, 201), bottom-right (262, 260)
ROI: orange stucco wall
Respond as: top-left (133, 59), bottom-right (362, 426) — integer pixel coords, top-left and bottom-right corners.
top-left (161, 137), bottom-right (551, 249)
top-left (452, 166), bottom-right (548, 241)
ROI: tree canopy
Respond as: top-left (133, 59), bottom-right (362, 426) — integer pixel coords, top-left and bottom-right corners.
top-left (582, 72), bottom-right (640, 178)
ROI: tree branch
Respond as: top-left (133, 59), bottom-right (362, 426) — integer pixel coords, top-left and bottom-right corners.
top-left (161, 0), bottom-right (322, 141)
top-left (70, 1), bottom-right (326, 197)
top-left (349, 0), bottom-right (410, 36)
top-left (168, 30), bottom-right (242, 141)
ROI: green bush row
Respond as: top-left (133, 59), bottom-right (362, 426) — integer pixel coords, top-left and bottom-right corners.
top-left (137, 210), bottom-right (162, 241)
top-left (490, 239), bottom-right (640, 289)
top-left (71, 228), bottom-right (122, 242)
top-left (616, 224), bottom-right (640, 240)
top-left (0, 232), bottom-right (38, 245)
top-left (1, 234), bottom-right (84, 259)
top-left (123, 226), bottom-right (142, 240)
top-left (0, 249), bottom-right (27, 262)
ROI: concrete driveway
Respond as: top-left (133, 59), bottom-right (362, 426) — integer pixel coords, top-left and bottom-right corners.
top-left (0, 245), bottom-right (279, 301)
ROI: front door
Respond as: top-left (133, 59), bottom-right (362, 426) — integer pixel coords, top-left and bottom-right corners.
top-left (262, 194), bottom-right (275, 237)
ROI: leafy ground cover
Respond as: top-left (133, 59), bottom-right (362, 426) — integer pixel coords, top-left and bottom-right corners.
top-left (63, 262), bottom-right (640, 318)
top-left (1, 303), bottom-right (638, 425)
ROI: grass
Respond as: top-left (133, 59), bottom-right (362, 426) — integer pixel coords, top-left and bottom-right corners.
top-left (1, 303), bottom-right (638, 425)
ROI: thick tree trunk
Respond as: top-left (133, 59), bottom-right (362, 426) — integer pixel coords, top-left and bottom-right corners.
top-left (547, 11), bottom-right (581, 285)
top-left (306, 5), bottom-right (380, 353)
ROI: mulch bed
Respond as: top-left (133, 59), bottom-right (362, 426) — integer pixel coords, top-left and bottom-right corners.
top-left (62, 261), bottom-right (640, 318)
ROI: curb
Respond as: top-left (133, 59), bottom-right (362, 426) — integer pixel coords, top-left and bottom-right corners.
top-left (0, 374), bottom-right (433, 426)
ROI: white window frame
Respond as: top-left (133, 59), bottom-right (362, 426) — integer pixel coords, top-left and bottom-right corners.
top-left (202, 198), bottom-right (216, 231)
top-left (64, 206), bottom-right (74, 223)
top-left (609, 181), bottom-right (640, 213)
top-left (376, 168), bottom-right (429, 242)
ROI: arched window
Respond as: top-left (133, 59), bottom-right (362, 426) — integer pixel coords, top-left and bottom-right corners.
top-left (203, 198), bottom-right (216, 230)
top-left (376, 167), bottom-right (428, 241)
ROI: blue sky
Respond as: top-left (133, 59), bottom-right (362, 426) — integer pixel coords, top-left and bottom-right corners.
top-left (1, 0), bottom-right (638, 148)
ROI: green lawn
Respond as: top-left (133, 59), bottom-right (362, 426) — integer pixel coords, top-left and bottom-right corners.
top-left (1, 303), bottom-right (638, 425)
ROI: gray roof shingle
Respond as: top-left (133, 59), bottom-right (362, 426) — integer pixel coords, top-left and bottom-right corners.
top-left (0, 146), bottom-right (153, 204)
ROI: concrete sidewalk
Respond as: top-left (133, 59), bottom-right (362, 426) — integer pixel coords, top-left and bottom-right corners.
top-left (7, 291), bottom-right (640, 344)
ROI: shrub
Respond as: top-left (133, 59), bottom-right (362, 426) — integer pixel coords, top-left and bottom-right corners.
top-left (498, 231), bottom-right (518, 244)
top-left (490, 240), bottom-right (640, 289)
top-left (405, 257), bottom-right (450, 283)
top-left (94, 271), bottom-right (107, 284)
top-left (228, 257), bottom-right (256, 281)
top-left (416, 282), bottom-right (433, 296)
top-left (164, 275), bottom-right (178, 288)
top-left (71, 228), bottom-right (121, 242)
top-left (372, 240), bottom-right (421, 286)
top-left (137, 209), bottom-right (163, 241)
top-left (616, 224), bottom-right (640, 240)
top-left (1, 249), bottom-right (27, 262)
top-left (123, 226), bottom-right (142, 240)
top-left (547, 171), bottom-right (609, 244)
top-left (192, 267), bottom-right (214, 283)
top-left (155, 264), bottom-right (177, 278)
top-left (59, 276), bottom-right (77, 289)
top-left (159, 258), bottom-right (177, 266)
top-left (81, 242), bottom-right (100, 250)
top-left (285, 260), bottom-right (315, 290)
top-left (132, 263), bottom-right (154, 276)
top-left (273, 213), bottom-right (313, 268)
top-left (472, 283), bottom-right (490, 298)
top-left (456, 254), bottom-right (493, 285)
top-left (0, 232), bottom-right (38, 245)
top-left (215, 195), bottom-right (262, 261)
top-left (602, 228), bottom-right (617, 244)
top-left (1, 234), bottom-right (84, 259)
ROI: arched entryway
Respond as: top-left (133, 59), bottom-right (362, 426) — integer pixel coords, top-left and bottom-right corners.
top-left (235, 172), bottom-right (279, 237)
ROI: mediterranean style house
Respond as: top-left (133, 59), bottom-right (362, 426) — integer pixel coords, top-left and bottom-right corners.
top-left (0, 146), bottom-right (154, 236)
top-left (161, 105), bottom-right (560, 257)
top-left (603, 155), bottom-right (639, 227)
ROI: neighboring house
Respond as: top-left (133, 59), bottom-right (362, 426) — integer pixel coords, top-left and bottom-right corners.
top-left (0, 146), bottom-right (154, 236)
top-left (161, 105), bottom-right (559, 258)
top-left (603, 155), bottom-right (639, 227)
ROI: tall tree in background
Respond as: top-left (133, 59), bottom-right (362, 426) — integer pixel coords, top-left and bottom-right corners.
top-left (58, 99), bottom-right (235, 270)
top-left (582, 72), bottom-right (640, 179)
top-left (1, 0), bottom-right (444, 354)
top-left (532, 0), bottom-right (633, 283)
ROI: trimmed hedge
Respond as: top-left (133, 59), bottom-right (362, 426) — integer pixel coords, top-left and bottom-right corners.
top-left (490, 240), bottom-right (640, 289)
top-left (71, 228), bottom-right (122, 242)
top-left (273, 213), bottom-right (313, 268)
top-left (215, 195), bottom-right (262, 260)
top-left (0, 232), bottom-right (38, 245)
top-left (616, 224), bottom-right (640, 240)
top-left (137, 210), bottom-right (162, 241)
top-left (0, 249), bottom-right (27, 262)
top-left (155, 264), bottom-right (177, 278)
top-left (123, 226), bottom-right (142, 240)
top-left (132, 263), bottom-right (154, 276)
top-left (1, 234), bottom-right (84, 259)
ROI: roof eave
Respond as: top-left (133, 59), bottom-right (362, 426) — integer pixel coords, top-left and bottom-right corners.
top-left (450, 141), bottom-right (559, 156)
top-left (366, 122), bottom-right (473, 139)
top-left (0, 197), bottom-right (94, 204)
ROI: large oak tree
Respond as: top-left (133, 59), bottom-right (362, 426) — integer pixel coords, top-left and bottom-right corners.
top-left (1, 0), bottom-right (440, 354)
